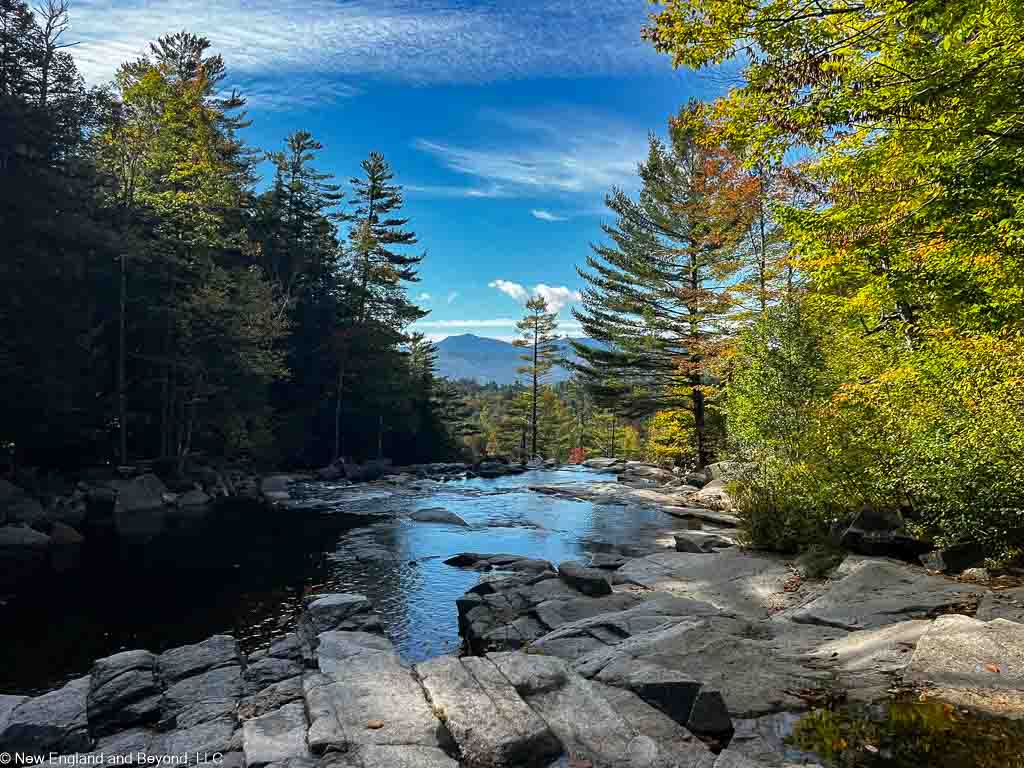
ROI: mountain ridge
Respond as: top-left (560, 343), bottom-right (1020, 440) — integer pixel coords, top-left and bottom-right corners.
top-left (434, 333), bottom-right (598, 385)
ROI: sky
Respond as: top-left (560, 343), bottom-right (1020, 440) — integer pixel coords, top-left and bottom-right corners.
top-left (68, 0), bottom-right (730, 342)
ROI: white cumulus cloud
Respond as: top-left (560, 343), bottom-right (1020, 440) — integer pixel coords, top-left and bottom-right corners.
top-left (488, 279), bottom-right (582, 312)
top-left (531, 209), bottom-right (567, 222)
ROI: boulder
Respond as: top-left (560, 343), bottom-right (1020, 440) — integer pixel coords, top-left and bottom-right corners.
top-left (786, 557), bottom-right (987, 631)
top-left (410, 507), bottom-right (468, 527)
top-left (582, 457), bottom-right (625, 471)
top-left (558, 561), bottom-right (612, 597)
top-left (977, 586), bottom-right (1024, 623)
top-left (238, 676), bottom-right (304, 721)
top-left (619, 464), bottom-right (676, 484)
top-left (840, 506), bottom-right (930, 560)
top-left (242, 701), bottom-right (311, 767)
top-left (0, 695), bottom-right (29, 738)
top-left (111, 473), bottom-right (168, 537)
top-left (662, 506), bottom-right (740, 528)
top-left (416, 655), bottom-right (561, 767)
top-left (0, 525), bottom-right (51, 587)
top-left (245, 658), bottom-right (305, 691)
top-left (675, 532), bottom-right (735, 554)
top-left (303, 593), bottom-right (375, 634)
top-left (904, 614), bottom-right (1024, 713)
top-left (0, 676), bottom-right (91, 756)
top-left (682, 471), bottom-right (709, 488)
top-left (588, 552), bottom-right (629, 570)
top-left (159, 635), bottom-right (242, 684)
top-left (694, 479), bottom-right (735, 511)
top-left (919, 541), bottom-right (987, 574)
top-left (87, 650), bottom-right (162, 735)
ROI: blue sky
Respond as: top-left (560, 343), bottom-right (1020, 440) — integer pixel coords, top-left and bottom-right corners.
top-left (69, 0), bottom-right (729, 341)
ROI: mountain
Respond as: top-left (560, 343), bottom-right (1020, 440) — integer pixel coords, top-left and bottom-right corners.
top-left (434, 334), bottom-right (601, 385)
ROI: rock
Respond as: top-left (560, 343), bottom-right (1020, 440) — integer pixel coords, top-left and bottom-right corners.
top-left (582, 458), bottom-right (625, 470)
top-left (242, 701), bottom-right (311, 767)
top-left (593, 657), bottom-right (702, 726)
top-left (619, 465), bottom-right (677, 484)
top-left (977, 586), bottom-right (1024, 623)
top-left (694, 479), bottom-right (735, 511)
top-left (87, 650), bottom-right (161, 735)
top-left (558, 561), bottom-right (612, 597)
top-left (445, 552), bottom-right (554, 573)
top-left (245, 658), bottom-right (305, 691)
top-left (304, 593), bottom-right (375, 634)
top-left (178, 489), bottom-right (212, 507)
top-left (727, 712), bottom-right (821, 768)
top-left (111, 473), bottom-right (168, 537)
top-left (589, 553), bottom-right (629, 570)
top-left (410, 507), bottom-right (468, 527)
top-left (416, 655), bottom-right (561, 767)
top-left (786, 557), bottom-right (986, 630)
top-left (238, 677), bottom-right (304, 721)
top-left (343, 461), bottom-right (391, 483)
top-left (163, 664), bottom-right (243, 730)
top-left (48, 521), bottom-right (84, 572)
top-left (324, 745), bottom-right (460, 768)
top-left (840, 506), bottom-right (930, 560)
top-left (152, 716), bottom-right (237, 762)
top-left (616, 550), bottom-right (795, 619)
top-left (488, 652), bottom-right (714, 767)
top-left (682, 471), bottom-right (709, 488)
top-left (316, 631), bottom-right (395, 677)
top-left (904, 614), bottom-right (1024, 714)
top-left (674, 532), bottom-right (735, 554)
top-left (960, 567), bottom-right (990, 583)
top-left (662, 506), bottom-right (740, 528)
top-left (0, 676), bottom-right (91, 755)
top-left (919, 541), bottom-right (987, 574)
top-left (0, 695), bottom-right (29, 737)
top-left (159, 635), bottom-right (242, 684)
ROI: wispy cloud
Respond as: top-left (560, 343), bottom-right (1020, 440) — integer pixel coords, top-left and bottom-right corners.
top-left (417, 291), bottom-right (433, 302)
top-left (414, 110), bottom-right (648, 198)
top-left (531, 209), bottom-right (567, 222)
top-left (406, 183), bottom-right (510, 199)
top-left (68, 0), bottom-right (660, 106)
top-left (416, 318), bottom-right (519, 328)
top-left (446, 291), bottom-right (459, 305)
top-left (488, 279), bottom-right (582, 312)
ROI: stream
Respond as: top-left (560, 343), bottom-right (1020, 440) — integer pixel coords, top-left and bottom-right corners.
top-left (0, 467), bottom-right (676, 694)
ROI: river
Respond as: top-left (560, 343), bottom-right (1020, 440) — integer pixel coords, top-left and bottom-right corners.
top-left (0, 467), bottom-right (676, 694)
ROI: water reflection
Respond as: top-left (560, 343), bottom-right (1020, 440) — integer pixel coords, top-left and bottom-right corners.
top-left (0, 467), bottom-right (676, 693)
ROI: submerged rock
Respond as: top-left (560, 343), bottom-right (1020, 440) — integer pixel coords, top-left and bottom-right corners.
top-left (410, 507), bottom-right (469, 526)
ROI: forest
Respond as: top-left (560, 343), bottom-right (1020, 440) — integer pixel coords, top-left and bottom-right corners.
top-left (3, 0), bottom-right (1024, 561)
top-left (1, 0), bottom-right (471, 471)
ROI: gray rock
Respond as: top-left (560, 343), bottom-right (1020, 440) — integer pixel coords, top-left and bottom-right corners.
top-left (327, 745), bottom-right (460, 768)
top-left (0, 524), bottom-right (50, 550)
top-left (95, 726), bottom-right (159, 756)
top-left (242, 701), bottom-right (310, 767)
top-left (905, 614), bottom-right (1024, 712)
top-left (410, 507), bottom-right (468, 526)
top-left (558, 561), bottom-right (612, 596)
top-left (840, 506), bottom-right (929, 560)
top-left (0, 676), bottom-right (91, 755)
top-left (0, 695), bottom-right (29, 736)
top-left (0, 525), bottom-right (51, 585)
top-left (619, 465), bottom-right (677, 484)
top-left (304, 594), bottom-right (374, 634)
top-left (977, 586), bottom-right (1024, 623)
top-left (728, 712), bottom-right (822, 768)
top-left (960, 567), bottom-right (990, 583)
top-left (616, 550), bottom-right (794, 619)
top-left (238, 677), bottom-right (304, 721)
top-left (582, 458), bottom-right (625, 470)
top-left (416, 655), bottom-right (560, 767)
top-left (713, 750), bottom-right (772, 768)
top-left (693, 480), bottom-right (735, 512)
top-left (918, 541), bottom-right (986, 574)
top-left (159, 635), bottom-right (242, 684)
top-left (87, 650), bottom-right (161, 735)
top-left (245, 658), bottom-right (304, 691)
top-left (593, 657), bottom-right (703, 727)
top-left (154, 715), bottom-right (238, 763)
top-left (674, 532), bottom-right (735, 553)
top-left (111, 473), bottom-right (168, 537)
top-left (662, 506), bottom-right (740, 527)
top-left (316, 631), bottom-right (394, 677)
top-left (163, 664), bottom-right (243, 730)
top-left (589, 553), bottom-right (629, 570)
top-left (786, 558), bottom-right (986, 630)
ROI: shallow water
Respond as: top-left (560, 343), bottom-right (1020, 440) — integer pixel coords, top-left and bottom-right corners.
top-left (0, 467), bottom-right (675, 694)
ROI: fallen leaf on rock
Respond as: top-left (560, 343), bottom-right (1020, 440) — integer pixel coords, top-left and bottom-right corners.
top-left (366, 720), bottom-right (385, 729)
top-left (985, 663), bottom-right (1001, 673)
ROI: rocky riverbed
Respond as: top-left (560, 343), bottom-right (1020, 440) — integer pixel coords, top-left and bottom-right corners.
top-left (3, 459), bottom-right (1023, 767)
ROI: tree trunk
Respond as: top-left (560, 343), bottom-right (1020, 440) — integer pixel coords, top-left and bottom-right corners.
top-left (692, 377), bottom-right (709, 467)
top-left (118, 250), bottom-right (127, 466)
top-left (333, 361), bottom-right (345, 462)
top-left (531, 324), bottom-right (539, 457)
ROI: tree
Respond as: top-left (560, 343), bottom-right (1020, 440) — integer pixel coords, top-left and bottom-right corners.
top-left (514, 295), bottom-right (560, 457)
top-left (572, 107), bottom-right (746, 466)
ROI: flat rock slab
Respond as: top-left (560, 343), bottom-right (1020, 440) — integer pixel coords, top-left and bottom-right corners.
top-left (558, 561), bottom-right (612, 596)
top-left (159, 635), bottom-right (242, 684)
top-left (616, 550), bottom-right (795, 620)
top-left (488, 652), bottom-right (716, 767)
top-left (0, 676), bottom-right (91, 755)
top-left (787, 558), bottom-right (987, 631)
top-left (905, 614), bottom-right (1024, 715)
top-left (663, 507), bottom-right (740, 528)
top-left (242, 701), bottom-right (310, 767)
top-left (305, 638), bottom-right (447, 753)
top-left (322, 745), bottom-right (460, 768)
top-left (675, 532), bottom-right (736, 553)
top-left (410, 508), bottom-right (469, 526)
top-left (416, 655), bottom-right (560, 767)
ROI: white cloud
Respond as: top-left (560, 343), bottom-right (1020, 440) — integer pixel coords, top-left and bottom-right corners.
top-left (446, 291), bottom-right (459, 305)
top-left (488, 279), bottom-right (529, 302)
top-left (531, 209), bottom-right (567, 222)
top-left (67, 0), bottom-right (661, 105)
top-left (406, 183), bottom-right (510, 199)
top-left (415, 318), bottom-right (519, 328)
top-left (416, 292), bottom-right (432, 302)
top-left (414, 110), bottom-right (648, 199)
top-left (488, 279), bottom-right (582, 312)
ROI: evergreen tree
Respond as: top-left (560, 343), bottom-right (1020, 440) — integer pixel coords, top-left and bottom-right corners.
top-left (513, 295), bottom-right (560, 457)
top-left (572, 107), bottom-right (745, 466)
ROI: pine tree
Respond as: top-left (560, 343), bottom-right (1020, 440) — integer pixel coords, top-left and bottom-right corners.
top-left (572, 107), bottom-right (745, 466)
top-left (513, 295), bottom-right (560, 458)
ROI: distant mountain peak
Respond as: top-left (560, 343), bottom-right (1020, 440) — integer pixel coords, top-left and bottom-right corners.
top-left (434, 333), bottom-right (599, 385)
